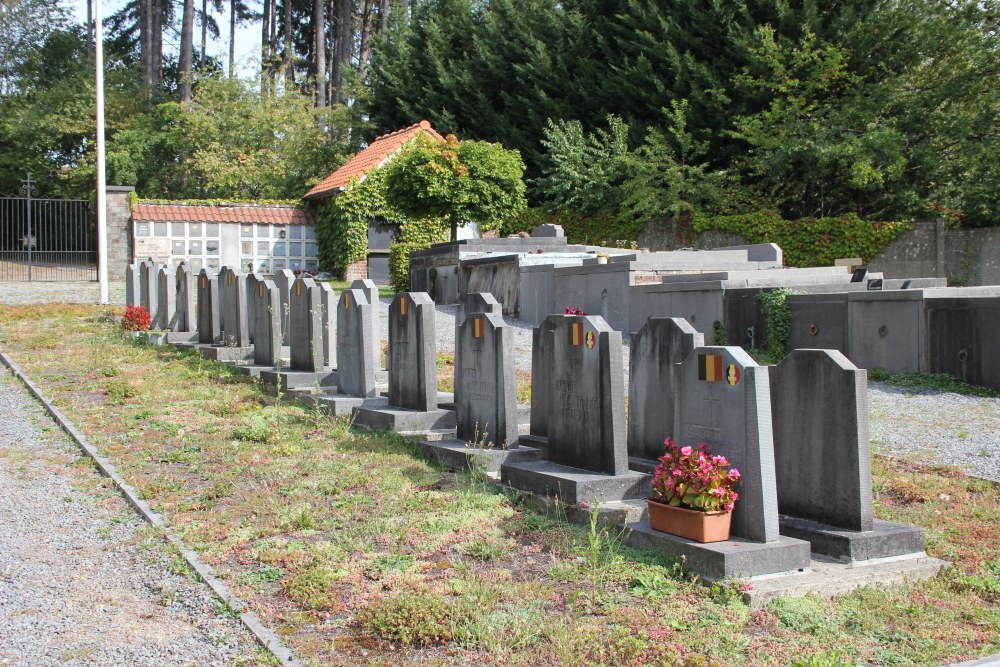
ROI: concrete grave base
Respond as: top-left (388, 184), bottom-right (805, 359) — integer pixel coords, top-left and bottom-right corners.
top-left (312, 394), bottom-right (390, 417)
top-left (419, 439), bottom-right (541, 473)
top-left (779, 516), bottom-right (926, 562)
top-left (517, 434), bottom-right (549, 458)
top-left (165, 331), bottom-right (199, 344)
top-left (628, 456), bottom-right (658, 474)
top-left (198, 345), bottom-right (254, 362)
top-left (258, 368), bottom-right (338, 390)
top-left (237, 363), bottom-right (288, 378)
top-left (352, 406), bottom-right (457, 432)
top-left (626, 519), bottom-right (812, 581)
top-left (500, 460), bottom-right (651, 505)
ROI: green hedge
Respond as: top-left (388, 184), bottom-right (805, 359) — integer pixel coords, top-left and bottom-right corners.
top-left (692, 211), bottom-right (911, 267)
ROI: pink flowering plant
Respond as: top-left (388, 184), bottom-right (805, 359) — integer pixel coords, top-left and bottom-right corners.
top-left (651, 438), bottom-right (740, 513)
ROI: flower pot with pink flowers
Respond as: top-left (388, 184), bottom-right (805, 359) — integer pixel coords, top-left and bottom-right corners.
top-left (647, 438), bottom-right (741, 543)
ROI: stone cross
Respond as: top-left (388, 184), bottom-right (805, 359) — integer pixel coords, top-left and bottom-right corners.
top-left (456, 311), bottom-right (517, 448)
top-left (337, 288), bottom-right (377, 398)
top-left (155, 266), bottom-right (176, 330)
top-left (770, 349), bottom-right (873, 532)
top-left (540, 314), bottom-right (628, 475)
top-left (388, 292), bottom-right (436, 411)
top-left (253, 279), bottom-right (282, 367)
top-left (628, 317), bottom-right (704, 462)
top-left (288, 277), bottom-right (324, 372)
top-left (196, 269), bottom-right (221, 345)
top-left (674, 346), bottom-right (779, 543)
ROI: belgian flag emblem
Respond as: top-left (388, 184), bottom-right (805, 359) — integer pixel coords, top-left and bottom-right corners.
top-left (295, 282), bottom-right (302, 296)
top-left (343, 291), bottom-right (351, 309)
top-left (201, 276), bottom-right (207, 289)
top-left (698, 354), bottom-right (724, 382)
top-left (258, 283), bottom-right (265, 298)
top-left (571, 322), bottom-right (584, 346)
top-left (473, 317), bottom-right (484, 338)
top-left (399, 297), bottom-right (409, 316)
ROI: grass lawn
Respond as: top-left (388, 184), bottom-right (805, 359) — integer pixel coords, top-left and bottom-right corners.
top-left (0, 304), bottom-right (997, 667)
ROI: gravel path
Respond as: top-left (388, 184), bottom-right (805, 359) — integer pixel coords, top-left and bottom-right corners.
top-left (0, 366), bottom-right (259, 666)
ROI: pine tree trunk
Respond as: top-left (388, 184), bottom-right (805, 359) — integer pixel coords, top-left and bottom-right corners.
top-left (331, 0), bottom-right (353, 104)
top-left (139, 0), bottom-right (152, 94)
top-left (261, 0), bottom-right (271, 91)
top-left (283, 0), bottom-right (294, 84)
top-left (152, 0), bottom-right (163, 89)
top-left (86, 0), bottom-right (94, 49)
top-left (269, 0), bottom-right (277, 87)
top-left (180, 0), bottom-right (194, 102)
top-left (200, 0), bottom-right (207, 70)
top-left (229, 0), bottom-right (236, 77)
top-left (314, 0), bottom-right (327, 106)
top-left (378, 0), bottom-right (389, 39)
top-left (357, 0), bottom-right (374, 83)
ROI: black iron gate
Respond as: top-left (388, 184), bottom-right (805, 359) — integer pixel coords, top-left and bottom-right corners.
top-left (0, 175), bottom-right (96, 281)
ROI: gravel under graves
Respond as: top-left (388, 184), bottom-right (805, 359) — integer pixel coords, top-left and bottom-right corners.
top-left (0, 366), bottom-right (259, 666)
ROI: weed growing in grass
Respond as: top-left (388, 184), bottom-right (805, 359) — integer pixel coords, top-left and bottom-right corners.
top-left (629, 570), bottom-right (673, 599)
top-left (358, 589), bottom-right (455, 645)
top-left (213, 596), bottom-right (244, 619)
top-left (231, 414), bottom-right (274, 444)
top-left (869, 367), bottom-right (998, 397)
top-left (233, 565), bottom-right (285, 586)
top-left (101, 378), bottom-right (139, 404)
top-left (789, 652), bottom-right (851, 667)
top-left (769, 595), bottom-right (837, 634)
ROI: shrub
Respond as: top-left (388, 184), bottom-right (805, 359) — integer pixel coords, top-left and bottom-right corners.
top-left (122, 305), bottom-right (151, 331)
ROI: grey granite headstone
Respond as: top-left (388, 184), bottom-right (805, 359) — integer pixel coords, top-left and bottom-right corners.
top-left (455, 293), bottom-right (503, 410)
top-left (531, 223), bottom-right (564, 238)
top-left (628, 317), bottom-right (704, 462)
top-left (272, 269), bottom-right (295, 344)
top-left (174, 264), bottom-right (196, 332)
top-left (125, 263), bottom-right (140, 307)
top-left (546, 314), bottom-right (628, 475)
top-left (154, 266), bottom-right (176, 330)
top-left (527, 318), bottom-right (556, 442)
top-left (770, 349), bottom-right (872, 531)
top-left (337, 288), bottom-right (377, 398)
top-left (139, 259), bottom-right (157, 316)
top-left (288, 277), bottom-right (323, 372)
top-left (221, 269), bottom-right (250, 347)
top-left (318, 282), bottom-right (337, 368)
top-left (350, 279), bottom-right (381, 368)
top-left (456, 311), bottom-right (517, 448)
top-left (388, 292), bottom-right (436, 411)
top-left (196, 269), bottom-right (221, 345)
top-left (674, 346), bottom-right (779, 543)
top-left (216, 266), bottom-right (234, 338)
top-left (253, 279), bottom-right (282, 367)
top-left (245, 273), bottom-right (264, 344)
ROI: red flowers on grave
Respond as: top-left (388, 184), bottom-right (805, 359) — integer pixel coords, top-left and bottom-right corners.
top-left (121, 304), bottom-right (151, 331)
top-left (564, 306), bottom-right (588, 316)
top-left (647, 438), bottom-right (740, 542)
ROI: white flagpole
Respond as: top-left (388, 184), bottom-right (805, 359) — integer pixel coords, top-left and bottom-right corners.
top-left (95, 0), bottom-right (108, 304)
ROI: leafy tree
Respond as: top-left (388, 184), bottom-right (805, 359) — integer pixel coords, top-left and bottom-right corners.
top-left (383, 134), bottom-right (527, 240)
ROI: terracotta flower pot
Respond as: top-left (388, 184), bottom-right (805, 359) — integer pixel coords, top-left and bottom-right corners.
top-left (646, 498), bottom-right (732, 543)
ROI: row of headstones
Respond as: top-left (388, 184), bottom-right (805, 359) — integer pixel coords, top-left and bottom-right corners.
top-left (520, 314), bottom-right (874, 546)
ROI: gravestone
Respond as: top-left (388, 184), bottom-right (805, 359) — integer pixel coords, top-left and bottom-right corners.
top-left (272, 269), bottom-right (295, 344)
top-left (388, 292), bottom-right (437, 411)
top-left (628, 318), bottom-right (703, 464)
top-left (501, 314), bottom-right (648, 503)
top-left (318, 282), bottom-right (337, 367)
top-left (522, 317), bottom-right (557, 450)
top-left (350, 279), bottom-right (381, 368)
top-left (196, 269), bottom-right (221, 345)
top-left (245, 272), bottom-right (264, 344)
top-left (220, 268), bottom-right (250, 348)
top-left (174, 264), bottom-right (196, 332)
top-left (139, 259), bottom-right (157, 316)
top-left (532, 223), bottom-right (564, 238)
top-left (253, 279), bottom-right (282, 367)
top-left (216, 266), bottom-right (234, 338)
top-left (125, 263), bottom-right (140, 307)
top-left (336, 288), bottom-right (377, 398)
top-left (454, 293), bottom-right (503, 410)
top-left (674, 346), bottom-right (778, 543)
top-left (288, 277), bottom-right (324, 372)
top-left (155, 266), bottom-right (176, 330)
top-left (351, 292), bottom-right (455, 432)
top-left (770, 349), bottom-right (924, 560)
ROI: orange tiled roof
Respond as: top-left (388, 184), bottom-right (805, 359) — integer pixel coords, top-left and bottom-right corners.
top-left (133, 203), bottom-right (315, 226)
top-left (303, 120), bottom-right (445, 200)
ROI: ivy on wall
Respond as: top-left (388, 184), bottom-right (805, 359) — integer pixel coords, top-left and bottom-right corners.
top-left (692, 211), bottom-right (911, 267)
top-left (757, 288), bottom-right (801, 361)
top-left (389, 217), bottom-right (450, 293)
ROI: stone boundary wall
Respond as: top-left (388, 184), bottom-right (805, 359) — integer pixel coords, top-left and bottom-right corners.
top-left (638, 218), bottom-right (1000, 286)
top-left (105, 186), bottom-right (135, 281)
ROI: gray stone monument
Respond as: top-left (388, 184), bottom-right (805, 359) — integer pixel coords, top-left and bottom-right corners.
top-left (628, 317), bottom-right (704, 465)
top-left (501, 314), bottom-right (648, 503)
top-left (220, 268), bottom-right (250, 348)
top-left (522, 317), bottom-right (556, 451)
top-left (350, 278), bottom-right (381, 368)
top-left (272, 269), bottom-right (295, 344)
top-left (319, 282), bottom-right (337, 368)
top-left (139, 259), bottom-right (157, 316)
top-left (289, 276), bottom-right (323, 372)
top-left (532, 223), bottom-right (564, 238)
top-left (196, 269), bottom-right (221, 345)
top-left (770, 349), bottom-right (925, 560)
top-left (352, 292), bottom-right (455, 432)
top-left (174, 264), bottom-right (196, 333)
top-left (454, 293), bottom-right (502, 410)
top-left (245, 272), bottom-right (264, 344)
top-left (154, 266), bottom-right (176, 331)
top-left (253, 279), bottom-right (282, 368)
top-left (336, 288), bottom-right (377, 398)
top-left (125, 263), bottom-right (140, 307)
